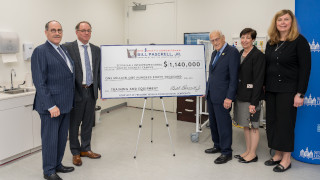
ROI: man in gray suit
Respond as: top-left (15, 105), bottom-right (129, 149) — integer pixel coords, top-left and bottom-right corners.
top-left (63, 21), bottom-right (101, 166)
top-left (32, 20), bottom-right (75, 180)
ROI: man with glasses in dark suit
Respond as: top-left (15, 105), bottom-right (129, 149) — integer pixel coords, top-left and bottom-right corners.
top-left (32, 20), bottom-right (75, 180)
top-left (204, 30), bottom-right (240, 164)
top-left (63, 21), bottom-right (101, 167)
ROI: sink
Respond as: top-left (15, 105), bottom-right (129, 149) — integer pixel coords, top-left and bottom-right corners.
top-left (3, 88), bottom-right (35, 94)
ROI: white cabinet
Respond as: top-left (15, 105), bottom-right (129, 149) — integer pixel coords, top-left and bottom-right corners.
top-left (0, 93), bottom-right (41, 162)
top-left (0, 105), bottom-right (33, 160)
top-left (32, 110), bottom-right (41, 148)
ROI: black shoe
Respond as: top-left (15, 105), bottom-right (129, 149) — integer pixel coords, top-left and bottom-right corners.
top-left (44, 173), bottom-right (62, 180)
top-left (264, 158), bottom-right (281, 166)
top-left (214, 154), bottom-right (232, 164)
top-left (56, 165), bottom-right (74, 173)
top-left (234, 154), bottom-right (243, 160)
top-left (239, 156), bottom-right (258, 163)
top-left (205, 147), bottom-right (221, 154)
top-left (273, 163), bottom-right (291, 172)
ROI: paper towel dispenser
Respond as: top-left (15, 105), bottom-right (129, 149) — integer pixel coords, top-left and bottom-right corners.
top-left (0, 32), bottom-right (19, 54)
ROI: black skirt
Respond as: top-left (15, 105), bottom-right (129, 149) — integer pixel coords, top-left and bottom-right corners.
top-left (265, 92), bottom-right (297, 152)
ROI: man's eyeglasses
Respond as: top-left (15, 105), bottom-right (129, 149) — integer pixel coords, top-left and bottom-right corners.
top-left (210, 37), bottom-right (221, 43)
top-left (77, 29), bottom-right (92, 33)
top-left (49, 29), bottom-right (63, 34)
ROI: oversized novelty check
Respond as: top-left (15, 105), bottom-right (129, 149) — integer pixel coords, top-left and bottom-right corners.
top-left (100, 45), bottom-right (206, 99)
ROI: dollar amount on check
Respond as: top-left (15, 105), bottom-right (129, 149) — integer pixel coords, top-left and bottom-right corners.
top-left (163, 61), bottom-right (202, 69)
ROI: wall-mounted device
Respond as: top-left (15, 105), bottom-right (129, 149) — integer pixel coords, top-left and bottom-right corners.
top-left (23, 42), bottom-right (34, 60)
top-left (132, 2), bottom-right (146, 11)
top-left (0, 32), bottom-right (19, 54)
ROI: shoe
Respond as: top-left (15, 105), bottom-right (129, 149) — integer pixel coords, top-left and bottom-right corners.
top-left (273, 163), bottom-right (291, 172)
top-left (73, 155), bottom-right (82, 166)
top-left (214, 154), bottom-right (232, 164)
top-left (239, 156), bottom-right (258, 163)
top-left (80, 151), bottom-right (101, 159)
top-left (234, 154), bottom-right (243, 160)
top-left (264, 158), bottom-right (281, 166)
top-left (56, 165), bottom-right (74, 173)
top-left (205, 147), bottom-right (221, 154)
top-left (44, 173), bottom-right (62, 180)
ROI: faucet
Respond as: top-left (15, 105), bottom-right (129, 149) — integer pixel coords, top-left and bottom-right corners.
top-left (0, 85), bottom-right (6, 91)
top-left (11, 68), bottom-right (16, 90)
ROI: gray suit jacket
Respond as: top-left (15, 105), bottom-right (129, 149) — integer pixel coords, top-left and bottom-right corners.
top-left (63, 40), bottom-right (101, 101)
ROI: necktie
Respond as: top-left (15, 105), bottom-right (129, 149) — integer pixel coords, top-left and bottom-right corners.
top-left (57, 46), bottom-right (68, 64)
top-left (212, 51), bottom-right (220, 67)
top-left (83, 45), bottom-right (93, 86)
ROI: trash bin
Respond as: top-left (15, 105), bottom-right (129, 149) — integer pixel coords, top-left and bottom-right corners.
top-left (95, 106), bottom-right (102, 125)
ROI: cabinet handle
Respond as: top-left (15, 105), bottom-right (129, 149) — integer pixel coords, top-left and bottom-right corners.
top-left (185, 99), bottom-right (194, 102)
top-left (177, 112), bottom-right (182, 114)
top-left (185, 109), bottom-right (194, 112)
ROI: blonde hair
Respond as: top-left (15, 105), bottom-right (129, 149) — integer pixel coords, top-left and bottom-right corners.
top-left (268, 9), bottom-right (299, 45)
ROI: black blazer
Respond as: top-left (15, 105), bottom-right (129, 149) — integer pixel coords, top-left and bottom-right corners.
top-left (63, 40), bottom-right (101, 101)
top-left (265, 34), bottom-right (311, 94)
top-left (236, 46), bottom-right (265, 106)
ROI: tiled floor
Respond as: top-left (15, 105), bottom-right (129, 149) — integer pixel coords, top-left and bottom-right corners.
top-left (0, 107), bottom-right (319, 180)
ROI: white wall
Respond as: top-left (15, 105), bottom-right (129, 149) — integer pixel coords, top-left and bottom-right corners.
top-left (0, 0), bottom-right (126, 109)
top-left (0, 0), bottom-right (295, 110)
top-left (123, 0), bottom-right (294, 111)
top-left (176, 0), bottom-right (295, 43)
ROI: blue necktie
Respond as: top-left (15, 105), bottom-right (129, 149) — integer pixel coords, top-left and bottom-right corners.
top-left (83, 45), bottom-right (93, 86)
top-left (57, 46), bottom-right (68, 64)
top-left (212, 51), bottom-right (220, 67)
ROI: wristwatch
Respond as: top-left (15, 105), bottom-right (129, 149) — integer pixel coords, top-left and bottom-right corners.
top-left (297, 93), bottom-right (304, 98)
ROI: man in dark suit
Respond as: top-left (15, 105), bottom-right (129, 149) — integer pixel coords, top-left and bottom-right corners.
top-left (204, 30), bottom-right (240, 164)
top-left (31, 20), bottom-right (75, 180)
top-left (63, 21), bottom-right (101, 166)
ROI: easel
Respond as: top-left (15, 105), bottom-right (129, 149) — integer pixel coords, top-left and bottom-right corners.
top-left (134, 97), bottom-right (176, 158)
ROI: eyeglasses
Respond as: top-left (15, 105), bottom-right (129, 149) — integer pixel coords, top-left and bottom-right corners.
top-left (210, 37), bottom-right (221, 43)
top-left (77, 29), bottom-right (92, 33)
top-left (49, 29), bottom-right (63, 34)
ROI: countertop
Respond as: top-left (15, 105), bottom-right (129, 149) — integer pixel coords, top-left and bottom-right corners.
top-left (0, 86), bottom-right (36, 101)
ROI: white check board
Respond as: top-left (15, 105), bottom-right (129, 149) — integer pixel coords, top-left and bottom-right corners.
top-left (100, 45), bottom-right (206, 99)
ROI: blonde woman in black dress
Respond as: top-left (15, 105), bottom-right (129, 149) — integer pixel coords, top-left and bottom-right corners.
top-left (234, 28), bottom-right (265, 163)
top-left (264, 9), bottom-right (311, 172)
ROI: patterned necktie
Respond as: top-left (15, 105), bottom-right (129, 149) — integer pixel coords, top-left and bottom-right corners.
top-left (83, 45), bottom-right (93, 86)
top-left (212, 51), bottom-right (220, 67)
top-left (57, 46), bottom-right (67, 64)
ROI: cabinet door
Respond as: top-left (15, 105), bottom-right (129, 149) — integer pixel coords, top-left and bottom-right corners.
top-left (0, 106), bottom-right (33, 160)
top-left (177, 97), bottom-right (196, 122)
top-left (32, 110), bottom-right (42, 147)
